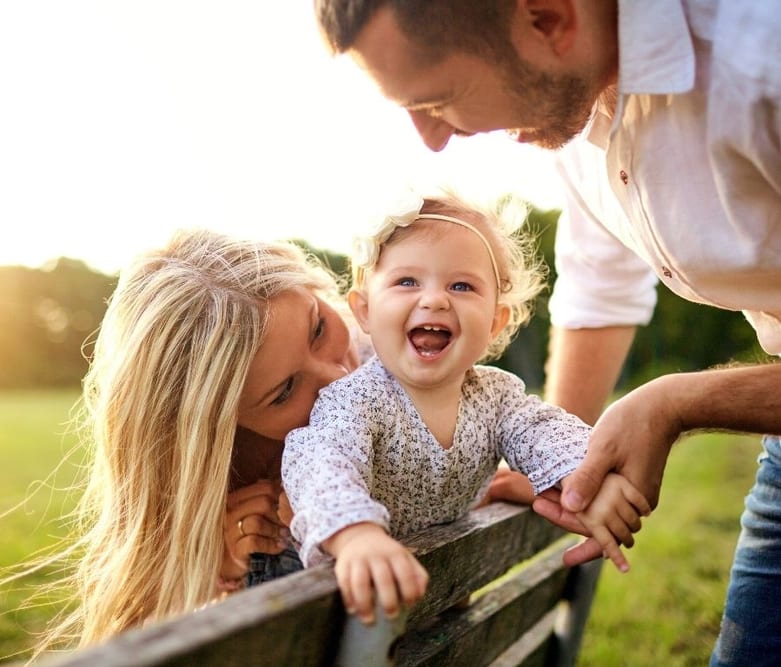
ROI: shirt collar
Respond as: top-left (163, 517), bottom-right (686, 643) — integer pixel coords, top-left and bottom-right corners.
top-left (582, 0), bottom-right (697, 147)
top-left (617, 0), bottom-right (696, 95)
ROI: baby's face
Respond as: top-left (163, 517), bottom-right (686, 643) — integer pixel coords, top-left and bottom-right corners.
top-left (351, 221), bottom-right (507, 392)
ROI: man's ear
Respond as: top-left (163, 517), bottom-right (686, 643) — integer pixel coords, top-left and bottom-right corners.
top-left (521, 0), bottom-right (576, 56)
top-left (347, 288), bottom-right (371, 334)
top-left (491, 304), bottom-right (511, 339)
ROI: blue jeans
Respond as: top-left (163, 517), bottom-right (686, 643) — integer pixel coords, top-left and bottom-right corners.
top-left (711, 435), bottom-right (781, 666)
top-left (246, 547), bottom-right (303, 587)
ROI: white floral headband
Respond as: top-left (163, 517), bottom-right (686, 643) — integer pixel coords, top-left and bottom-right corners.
top-left (352, 193), bottom-right (502, 289)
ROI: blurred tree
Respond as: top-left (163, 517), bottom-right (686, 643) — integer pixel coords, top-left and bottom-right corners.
top-left (0, 259), bottom-right (115, 388)
top-left (0, 213), bottom-right (768, 389)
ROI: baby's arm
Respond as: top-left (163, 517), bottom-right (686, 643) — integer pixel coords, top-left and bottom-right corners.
top-left (565, 472), bottom-right (651, 572)
top-left (324, 522), bottom-right (429, 625)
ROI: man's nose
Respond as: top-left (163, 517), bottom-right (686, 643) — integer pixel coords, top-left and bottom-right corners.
top-left (407, 110), bottom-right (455, 152)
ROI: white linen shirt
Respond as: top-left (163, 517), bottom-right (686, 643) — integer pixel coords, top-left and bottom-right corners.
top-left (282, 356), bottom-right (591, 567)
top-left (549, 0), bottom-right (781, 354)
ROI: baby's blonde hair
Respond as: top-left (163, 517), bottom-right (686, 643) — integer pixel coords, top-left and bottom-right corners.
top-left (36, 229), bottom-right (341, 651)
top-left (354, 190), bottom-right (546, 361)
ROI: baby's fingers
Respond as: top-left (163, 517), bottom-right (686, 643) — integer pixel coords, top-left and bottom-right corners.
top-left (620, 478), bottom-right (652, 517)
top-left (352, 561), bottom-right (383, 625)
top-left (616, 501), bottom-right (642, 536)
top-left (603, 512), bottom-right (636, 548)
top-left (591, 525), bottom-right (630, 573)
top-left (393, 554), bottom-right (429, 608)
top-left (369, 559), bottom-right (403, 623)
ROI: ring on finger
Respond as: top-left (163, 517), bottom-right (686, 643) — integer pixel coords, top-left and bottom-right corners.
top-left (238, 517), bottom-right (247, 538)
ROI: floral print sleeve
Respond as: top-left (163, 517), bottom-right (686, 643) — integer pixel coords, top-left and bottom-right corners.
top-left (282, 367), bottom-right (391, 567)
top-left (476, 367), bottom-right (592, 494)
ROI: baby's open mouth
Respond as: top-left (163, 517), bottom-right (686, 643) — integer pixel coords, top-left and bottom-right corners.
top-left (408, 325), bottom-right (451, 357)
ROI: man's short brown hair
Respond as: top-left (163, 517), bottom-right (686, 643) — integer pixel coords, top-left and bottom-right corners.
top-left (315, 0), bottom-right (517, 65)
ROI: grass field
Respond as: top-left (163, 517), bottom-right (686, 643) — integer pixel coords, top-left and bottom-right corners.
top-left (0, 389), bottom-right (762, 665)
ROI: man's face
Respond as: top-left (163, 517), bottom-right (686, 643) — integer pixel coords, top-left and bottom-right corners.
top-left (349, 6), bottom-right (599, 152)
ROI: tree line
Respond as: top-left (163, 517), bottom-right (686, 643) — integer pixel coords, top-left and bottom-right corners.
top-left (0, 209), bottom-right (767, 391)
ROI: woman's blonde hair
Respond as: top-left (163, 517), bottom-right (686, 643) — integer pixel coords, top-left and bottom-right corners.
top-left (39, 229), bottom-right (341, 650)
top-left (356, 190), bottom-right (546, 361)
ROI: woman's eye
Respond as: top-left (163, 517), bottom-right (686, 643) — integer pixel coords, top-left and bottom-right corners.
top-left (271, 378), bottom-right (294, 406)
top-left (313, 316), bottom-right (325, 340)
top-left (451, 282), bottom-right (473, 292)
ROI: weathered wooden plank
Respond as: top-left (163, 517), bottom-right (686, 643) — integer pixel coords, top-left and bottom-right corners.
top-left (406, 503), bottom-right (566, 624)
top-left (489, 609), bottom-right (559, 667)
top-left (549, 559), bottom-right (603, 667)
top-left (51, 566), bottom-right (344, 667)
top-left (50, 503), bottom-right (585, 667)
top-left (395, 537), bottom-right (578, 667)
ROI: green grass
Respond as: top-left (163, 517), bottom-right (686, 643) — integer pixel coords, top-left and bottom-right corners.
top-left (0, 391), bottom-right (763, 665)
top-left (0, 389), bottom-right (83, 664)
top-left (578, 432), bottom-right (761, 666)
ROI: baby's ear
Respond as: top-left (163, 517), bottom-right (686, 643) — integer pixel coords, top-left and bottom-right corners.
top-left (490, 304), bottom-right (511, 339)
top-left (347, 289), bottom-right (371, 334)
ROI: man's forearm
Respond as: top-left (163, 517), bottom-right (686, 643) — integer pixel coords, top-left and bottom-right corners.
top-left (659, 362), bottom-right (781, 435)
top-left (545, 325), bottom-right (637, 425)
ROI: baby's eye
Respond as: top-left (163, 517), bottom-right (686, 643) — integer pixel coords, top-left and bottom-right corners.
top-left (397, 277), bottom-right (418, 287)
top-left (451, 282), bottom-right (473, 292)
top-left (271, 378), bottom-right (294, 406)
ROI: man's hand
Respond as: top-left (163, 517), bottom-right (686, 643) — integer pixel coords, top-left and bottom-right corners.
top-left (325, 523), bottom-right (429, 625)
top-left (560, 377), bottom-right (680, 515)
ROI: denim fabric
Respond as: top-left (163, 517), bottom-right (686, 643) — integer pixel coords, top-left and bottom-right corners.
top-left (711, 435), bottom-right (781, 666)
top-left (246, 548), bottom-right (303, 587)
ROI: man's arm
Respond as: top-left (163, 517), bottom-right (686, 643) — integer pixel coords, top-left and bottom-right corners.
top-left (538, 361), bottom-right (781, 567)
top-left (545, 325), bottom-right (637, 425)
top-left (563, 362), bottom-right (781, 512)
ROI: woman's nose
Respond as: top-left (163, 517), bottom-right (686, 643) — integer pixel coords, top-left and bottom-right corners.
top-left (313, 361), bottom-right (350, 391)
top-left (407, 111), bottom-right (454, 152)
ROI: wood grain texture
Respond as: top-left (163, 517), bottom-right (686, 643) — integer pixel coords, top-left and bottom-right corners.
top-left (50, 504), bottom-right (591, 667)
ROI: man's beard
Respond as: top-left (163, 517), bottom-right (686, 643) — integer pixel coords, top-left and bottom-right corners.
top-left (500, 52), bottom-right (598, 150)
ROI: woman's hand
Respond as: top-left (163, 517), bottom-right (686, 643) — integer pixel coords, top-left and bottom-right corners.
top-left (483, 467), bottom-right (535, 505)
top-left (220, 479), bottom-right (288, 582)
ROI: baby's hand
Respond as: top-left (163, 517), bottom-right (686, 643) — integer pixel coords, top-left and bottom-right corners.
top-left (324, 523), bottom-right (429, 624)
top-left (574, 472), bottom-right (651, 573)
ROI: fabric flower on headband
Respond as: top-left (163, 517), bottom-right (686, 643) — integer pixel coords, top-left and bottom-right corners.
top-left (352, 192), bottom-right (425, 271)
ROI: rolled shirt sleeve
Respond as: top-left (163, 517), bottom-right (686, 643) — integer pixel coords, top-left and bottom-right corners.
top-left (548, 148), bottom-right (659, 330)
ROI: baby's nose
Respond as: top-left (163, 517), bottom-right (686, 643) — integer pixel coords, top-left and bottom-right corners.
top-left (418, 287), bottom-right (450, 310)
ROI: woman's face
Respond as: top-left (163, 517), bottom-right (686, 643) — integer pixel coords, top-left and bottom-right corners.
top-left (237, 288), bottom-right (357, 441)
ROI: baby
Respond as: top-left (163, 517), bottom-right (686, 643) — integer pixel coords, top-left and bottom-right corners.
top-left (282, 191), bottom-right (649, 624)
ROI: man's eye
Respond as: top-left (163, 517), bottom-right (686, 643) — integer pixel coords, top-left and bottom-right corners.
top-left (271, 378), bottom-right (294, 406)
top-left (451, 282), bottom-right (473, 292)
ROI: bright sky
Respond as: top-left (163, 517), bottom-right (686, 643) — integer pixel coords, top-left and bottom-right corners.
top-left (0, 2), bottom-right (563, 275)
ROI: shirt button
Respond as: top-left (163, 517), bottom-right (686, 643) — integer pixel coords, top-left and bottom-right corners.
top-left (661, 266), bottom-right (672, 278)
top-left (619, 169), bottom-right (628, 185)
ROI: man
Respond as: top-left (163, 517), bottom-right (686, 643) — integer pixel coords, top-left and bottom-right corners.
top-left (313, 2), bottom-right (781, 665)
